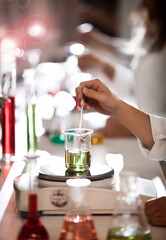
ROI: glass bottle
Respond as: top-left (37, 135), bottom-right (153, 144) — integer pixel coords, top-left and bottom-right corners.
top-left (23, 69), bottom-right (37, 153)
top-left (107, 171), bottom-right (151, 240)
top-left (0, 38), bottom-right (16, 160)
top-left (59, 178), bottom-right (98, 240)
top-left (17, 154), bottom-right (49, 240)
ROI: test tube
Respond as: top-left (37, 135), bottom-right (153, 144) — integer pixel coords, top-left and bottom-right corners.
top-left (1, 38), bottom-right (16, 160)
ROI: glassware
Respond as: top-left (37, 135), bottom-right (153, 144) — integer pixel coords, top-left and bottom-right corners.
top-left (63, 128), bottom-right (93, 173)
top-left (107, 171), bottom-right (151, 240)
top-left (17, 154), bottom-right (49, 240)
top-left (23, 69), bottom-right (37, 153)
top-left (17, 193), bottom-right (49, 240)
top-left (0, 38), bottom-right (16, 160)
top-left (59, 178), bottom-right (98, 240)
top-left (65, 169), bottom-right (91, 177)
top-left (49, 131), bottom-right (65, 145)
top-left (49, 91), bottom-right (76, 145)
top-left (91, 131), bottom-right (104, 145)
top-left (26, 102), bottom-right (36, 152)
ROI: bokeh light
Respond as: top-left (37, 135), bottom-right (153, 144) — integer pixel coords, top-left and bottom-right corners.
top-left (15, 48), bottom-right (24, 57)
top-left (23, 15), bottom-right (51, 44)
top-left (53, 91), bottom-right (76, 117)
top-left (77, 23), bottom-right (93, 34)
top-left (26, 49), bottom-right (41, 67)
top-left (28, 25), bottom-right (45, 37)
top-left (83, 112), bottom-right (109, 129)
top-left (0, 30), bottom-right (26, 58)
top-left (1, 38), bottom-right (15, 50)
top-left (69, 43), bottom-right (85, 56)
top-left (1, 38), bottom-right (15, 64)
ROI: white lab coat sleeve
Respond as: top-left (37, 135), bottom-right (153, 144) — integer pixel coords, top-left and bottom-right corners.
top-left (138, 115), bottom-right (166, 161)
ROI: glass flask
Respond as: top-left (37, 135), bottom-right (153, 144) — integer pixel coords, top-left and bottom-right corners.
top-left (91, 132), bottom-right (104, 145)
top-left (64, 128), bottom-right (93, 173)
top-left (59, 178), bottom-right (98, 240)
top-left (23, 69), bottom-right (37, 153)
top-left (107, 171), bottom-right (151, 240)
top-left (17, 154), bottom-right (49, 240)
top-left (0, 38), bottom-right (16, 160)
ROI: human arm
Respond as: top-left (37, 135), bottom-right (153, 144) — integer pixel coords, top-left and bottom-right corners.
top-left (75, 79), bottom-right (154, 149)
top-left (78, 53), bottom-right (115, 80)
top-left (145, 197), bottom-right (166, 226)
top-left (78, 53), bottom-right (134, 103)
top-left (77, 24), bottom-right (129, 56)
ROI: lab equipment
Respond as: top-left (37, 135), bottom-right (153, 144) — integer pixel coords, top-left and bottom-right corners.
top-left (1, 38), bottom-right (16, 160)
top-left (64, 128), bottom-right (93, 173)
top-left (59, 178), bottom-right (98, 240)
top-left (17, 154), bottom-right (49, 240)
top-left (107, 171), bottom-right (151, 240)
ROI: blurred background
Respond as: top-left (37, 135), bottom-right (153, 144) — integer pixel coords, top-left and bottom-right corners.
top-left (0, 0), bottom-right (139, 79)
top-left (0, 0), bottom-right (144, 153)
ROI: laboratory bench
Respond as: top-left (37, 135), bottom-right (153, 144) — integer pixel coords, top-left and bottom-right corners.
top-left (0, 134), bottom-right (166, 240)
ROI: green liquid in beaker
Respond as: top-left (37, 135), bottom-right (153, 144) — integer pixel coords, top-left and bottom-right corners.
top-left (26, 103), bottom-right (36, 153)
top-left (107, 227), bottom-right (151, 240)
top-left (65, 169), bottom-right (91, 177)
top-left (65, 149), bottom-right (91, 172)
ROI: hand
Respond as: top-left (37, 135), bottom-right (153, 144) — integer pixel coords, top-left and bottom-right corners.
top-left (145, 197), bottom-right (166, 226)
top-left (78, 54), bottom-right (115, 80)
top-left (75, 79), bottom-right (120, 115)
top-left (78, 53), bottom-right (101, 72)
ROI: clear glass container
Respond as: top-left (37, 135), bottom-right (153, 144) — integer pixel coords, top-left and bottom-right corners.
top-left (59, 178), bottom-right (98, 240)
top-left (23, 69), bottom-right (37, 154)
top-left (107, 171), bottom-right (151, 240)
top-left (64, 128), bottom-right (93, 173)
top-left (17, 154), bottom-right (49, 240)
top-left (0, 38), bottom-right (16, 160)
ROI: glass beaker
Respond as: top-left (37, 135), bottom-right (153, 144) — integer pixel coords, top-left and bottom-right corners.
top-left (107, 171), bottom-right (151, 240)
top-left (63, 128), bottom-right (93, 173)
top-left (59, 178), bottom-right (98, 240)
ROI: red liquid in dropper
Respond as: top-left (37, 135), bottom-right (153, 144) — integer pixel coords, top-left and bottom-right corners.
top-left (59, 215), bottom-right (98, 240)
top-left (1, 96), bottom-right (15, 155)
top-left (17, 194), bottom-right (49, 240)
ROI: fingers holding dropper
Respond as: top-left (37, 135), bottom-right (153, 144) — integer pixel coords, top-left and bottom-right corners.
top-left (75, 85), bottom-right (83, 105)
top-left (75, 85), bottom-right (93, 111)
top-left (81, 97), bottom-right (93, 111)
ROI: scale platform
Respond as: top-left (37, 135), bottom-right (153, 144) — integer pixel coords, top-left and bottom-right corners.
top-left (14, 160), bottom-right (157, 216)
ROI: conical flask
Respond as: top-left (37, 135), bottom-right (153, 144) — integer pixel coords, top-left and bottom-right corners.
top-left (107, 171), bottom-right (151, 240)
top-left (17, 154), bottom-right (49, 240)
top-left (59, 178), bottom-right (98, 240)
